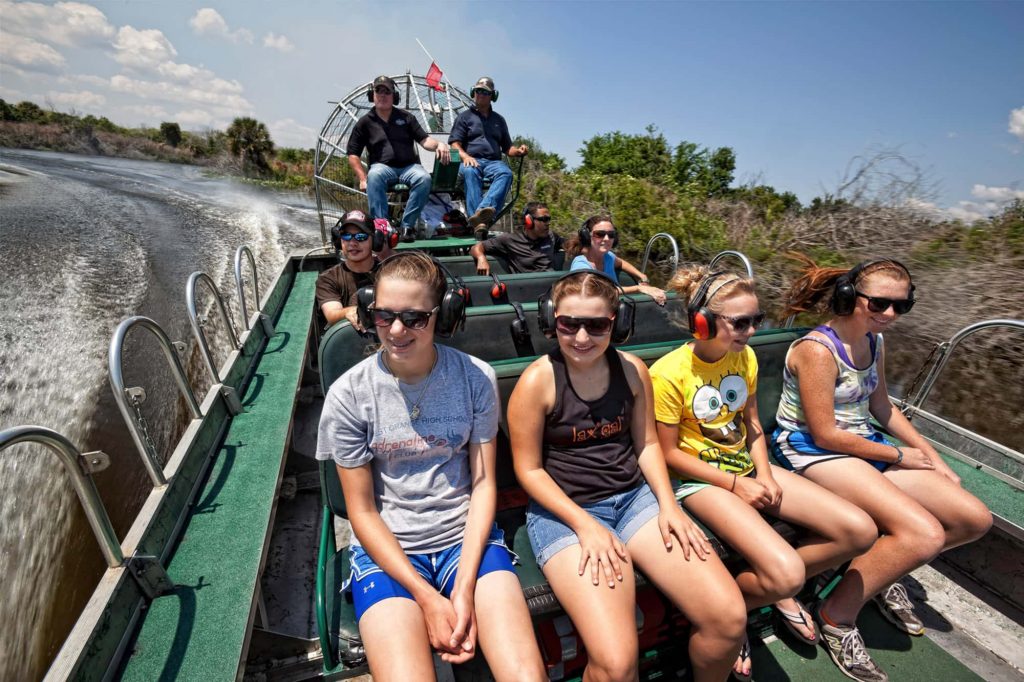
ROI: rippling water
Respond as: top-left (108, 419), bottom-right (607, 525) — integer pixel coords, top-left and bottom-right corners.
top-left (0, 149), bottom-right (320, 680)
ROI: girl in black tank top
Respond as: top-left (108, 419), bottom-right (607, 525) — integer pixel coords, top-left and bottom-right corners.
top-left (507, 270), bottom-right (746, 682)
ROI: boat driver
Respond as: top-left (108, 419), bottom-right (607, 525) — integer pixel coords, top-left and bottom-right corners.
top-left (346, 75), bottom-right (450, 237)
top-left (448, 76), bottom-right (529, 230)
top-left (316, 209), bottom-right (381, 330)
top-left (470, 202), bottom-right (564, 275)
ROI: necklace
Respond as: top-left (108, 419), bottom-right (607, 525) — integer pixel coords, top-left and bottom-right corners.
top-left (382, 348), bottom-right (438, 420)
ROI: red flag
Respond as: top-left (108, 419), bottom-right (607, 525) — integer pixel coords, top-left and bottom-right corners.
top-left (425, 62), bottom-right (444, 91)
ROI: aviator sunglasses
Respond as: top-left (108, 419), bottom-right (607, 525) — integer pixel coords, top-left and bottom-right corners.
top-left (340, 232), bottom-right (370, 242)
top-left (555, 315), bottom-right (614, 336)
top-left (368, 306), bottom-right (440, 330)
top-left (722, 312), bottom-right (766, 333)
top-left (855, 292), bottom-right (915, 315)
top-left (592, 229), bottom-right (616, 240)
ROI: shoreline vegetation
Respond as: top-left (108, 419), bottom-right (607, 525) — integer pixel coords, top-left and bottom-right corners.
top-left (2, 99), bottom-right (1021, 448)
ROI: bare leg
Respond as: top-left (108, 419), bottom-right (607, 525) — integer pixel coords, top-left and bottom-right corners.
top-left (627, 518), bottom-right (746, 682)
top-left (883, 468), bottom-right (992, 550)
top-left (359, 597), bottom-right (436, 681)
top-left (474, 570), bottom-right (547, 682)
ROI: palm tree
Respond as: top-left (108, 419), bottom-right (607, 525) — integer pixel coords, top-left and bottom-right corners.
top-left (226, 117), bottom-right (274, 173)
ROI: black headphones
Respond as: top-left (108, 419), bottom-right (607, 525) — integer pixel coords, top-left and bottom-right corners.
top-left (367, 81), bottom-right (400, 105)
top-left (578, 216), bottom-right (619, 249)
top-left (537, 270), bottom-right (635, 344)
top-left (355, 253), bottom-right (467, 337)
top-left (687, 271), bottom-right (735, 340)
top-left (470, 87), bottom-right (499, 102)
top-left (831, 259), bottom-right (916, 316)
top-left (331, 218), bottom-right (397, 254)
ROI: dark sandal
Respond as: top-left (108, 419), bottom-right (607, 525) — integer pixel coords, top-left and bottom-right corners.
top-left (731, 637), bottom-right (752, 682)
top-left (775, 599), bottom-right (818, 645)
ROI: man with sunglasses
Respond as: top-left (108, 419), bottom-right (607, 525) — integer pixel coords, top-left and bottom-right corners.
top-left (448, 76), bottom-right (528, 229)
top-left (346, 75), bottom-right (450, 236)
top-left (316, 210), bottom-right (381, 329)
top-left (469, 202), bottom-right (563, 275)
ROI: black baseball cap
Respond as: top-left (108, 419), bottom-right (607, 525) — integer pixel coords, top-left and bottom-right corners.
top-left (472, 76), bottom-right (495, 94)
top-left (372, 75), bottom-right (397, 93)
top-left (336, 209), bottom-right (372, 234)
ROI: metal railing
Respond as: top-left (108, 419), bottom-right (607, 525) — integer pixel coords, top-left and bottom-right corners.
top-left (187, 272), bottom-right (241, 385)
top-left (902, 319), bottom-right (1024, 418)
top-left (108, 316), bottom-right (202, 487)
top-left (709, 250), bottom-right (754, 279)
top-left (0, 426), bottom-right (123, 567)
top-left (234, 246), bottom-right (275, 337)
top-left (639, 233), bottom-right (680, 276)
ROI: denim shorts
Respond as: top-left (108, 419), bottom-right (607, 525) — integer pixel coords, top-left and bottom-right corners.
top-left (347, 524), bottom-right (515, 621)
top-left (526, 482), bottom-right (660, 568)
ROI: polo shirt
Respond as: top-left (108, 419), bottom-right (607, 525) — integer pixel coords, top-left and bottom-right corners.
top-left (448, 106), bottom-right (512, 162)
top-left (481, 232), bottom-right (563, 273)
top-left (346, 108), bottom-right (428, 168)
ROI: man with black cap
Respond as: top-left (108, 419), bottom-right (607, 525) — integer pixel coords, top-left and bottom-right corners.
top-left (316, 209), bottom-right (382, 329)
top-left (448, 76), bottom-right (528, 229)
top-left (347, 75), bottom-right (450, 236)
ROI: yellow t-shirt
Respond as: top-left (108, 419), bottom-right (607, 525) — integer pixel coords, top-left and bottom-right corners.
top-left (650, 343), bottom-right (758, 476)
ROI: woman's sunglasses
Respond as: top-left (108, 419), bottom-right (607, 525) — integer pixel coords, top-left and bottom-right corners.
top-left (340, 232), bottom-right (370, 242)
top-left (368, 306), bottom-right (440, 330)
top-left (855, 292), bottom-right (915, 315)
top-left (592, 229), bottom-right (616, 240)
top-left (555, 315), bottom-right (614, 336)
top-left (721, 312), bottom-right (766, 333)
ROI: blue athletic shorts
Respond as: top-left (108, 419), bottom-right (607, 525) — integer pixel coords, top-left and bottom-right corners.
top-left (347, 524), bottom-right (515, 621)
top-left (770, 428), bottom-right (894, 473)
top-left (526, 482), bottom-right (660, 568)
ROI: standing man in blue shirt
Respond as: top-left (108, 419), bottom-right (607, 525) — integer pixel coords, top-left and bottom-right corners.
top-left (448, 77), bottom-right (528, 229)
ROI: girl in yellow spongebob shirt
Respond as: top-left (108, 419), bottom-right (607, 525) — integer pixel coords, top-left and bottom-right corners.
top-left (650, 266), bottom-right (878, 681)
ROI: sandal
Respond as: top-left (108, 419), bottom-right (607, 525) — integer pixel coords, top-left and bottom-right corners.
top-left (731, 636), bottom-right (752, 682)
top-left (775, 599), bottom-right (818, 645)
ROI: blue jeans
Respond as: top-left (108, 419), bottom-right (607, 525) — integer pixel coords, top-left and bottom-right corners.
top-left (366, 163), bottom-right (431, 228)
top-left (460, 158), bottom-right (513, 217)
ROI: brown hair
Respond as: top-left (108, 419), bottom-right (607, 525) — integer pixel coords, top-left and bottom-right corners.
top-left (565, 214), bottom-right (614, 261)
top-left (552, 271), bottom-right (619, 314)
top-left (668, 264), bottom-right (757, 311)
top-left (376, 251), bottom-right (447, 306)
top-left (782, 252), bottom-right (912, 316)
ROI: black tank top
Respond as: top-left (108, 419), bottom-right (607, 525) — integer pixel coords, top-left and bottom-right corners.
top-left (543, 347), bottom-right (642, 504)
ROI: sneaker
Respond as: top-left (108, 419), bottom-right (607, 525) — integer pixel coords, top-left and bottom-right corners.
top-left (874, 583), bottom-right (925, 636)
top-left (468, 206), bottom-right (495, 228)
top-left (816, 606), bottom-right (888, 682)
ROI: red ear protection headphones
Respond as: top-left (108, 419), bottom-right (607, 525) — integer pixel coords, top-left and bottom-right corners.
top-left (489, 272), bottom-right (508, 302)
top-left (523, 206), bottom-right (534, 231)
top-left (687, 271), bottom-right (736, 340)
top-left (831, 259), bottom-right (915, 316)
top-left (371, 218), bottom-right (400, 252)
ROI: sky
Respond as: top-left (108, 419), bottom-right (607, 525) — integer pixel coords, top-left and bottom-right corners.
top-left (1, 0), bottom-right (1022, 220)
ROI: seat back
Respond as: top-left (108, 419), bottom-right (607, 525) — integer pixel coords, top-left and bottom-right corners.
top-left (436, 254), bottom-right (509, 277)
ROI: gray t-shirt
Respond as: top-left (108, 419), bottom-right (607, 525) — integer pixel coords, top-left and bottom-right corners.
top-left (316, 344), bottom-right (500, 553)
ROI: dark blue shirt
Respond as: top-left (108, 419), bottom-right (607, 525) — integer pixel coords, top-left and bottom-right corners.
top-left (448, 106), bottom-right (512, 161)
top-left (347, 108), bottom-right (428, 168)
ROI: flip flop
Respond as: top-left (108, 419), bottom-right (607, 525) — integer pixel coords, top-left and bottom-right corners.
top-left (775, 599), bottom-right (818, 645)
top-left (731, 636), bottom-right (752, 682)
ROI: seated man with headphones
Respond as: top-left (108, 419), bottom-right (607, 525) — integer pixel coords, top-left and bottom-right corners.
top-left (448, 76), bottom-right (529, 229)
top-left (469, 202), bottom-right (563, 275)
top-left (317, 209), bottom-right (395, 329)
top-left (346, 75), bottom-right (450, 237)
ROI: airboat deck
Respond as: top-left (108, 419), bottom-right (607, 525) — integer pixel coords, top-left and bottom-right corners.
top-left (3, 239), bottom-right (1020, 682)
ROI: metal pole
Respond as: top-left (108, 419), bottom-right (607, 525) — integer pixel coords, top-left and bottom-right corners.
top-left (709, 250), bottom-right (754, 279)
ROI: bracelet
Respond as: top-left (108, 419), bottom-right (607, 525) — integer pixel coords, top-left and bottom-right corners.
top-left (893, 446), bottom-right (904, 465)
top-left (729, 473), bottom-right (737, 492)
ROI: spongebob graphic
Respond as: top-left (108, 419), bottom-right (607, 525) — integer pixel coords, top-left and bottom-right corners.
top-left (691, 374), bottom-right (750, 469)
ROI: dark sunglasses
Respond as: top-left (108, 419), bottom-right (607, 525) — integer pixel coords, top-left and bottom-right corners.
top-left (592, 229), bottom-right (616, 240)
top-left (374, 86), bottom-right (393, 95)
top-left (555, 315), bottom-right (614, 336)
top-left (855, 292), bottom-right (915, 315)
top-left (473, 89), bottom-right (493, 97)
top-left (369, 306), bottom-right (440, 330)
top-left (340, 232), bottom-right (370, 242)
top-left (722, 312), bottom-right (766, 333)
top-left (532, 215), bottom-right (551, 223)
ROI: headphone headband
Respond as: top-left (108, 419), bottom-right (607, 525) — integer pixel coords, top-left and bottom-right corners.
top-left (355, 251), bottom-right (467, 336)
top-left (537, 269), bottom-right (634, 344)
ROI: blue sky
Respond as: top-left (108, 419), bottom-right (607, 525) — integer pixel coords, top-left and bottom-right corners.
top-left (1, 0), bottom-right (1021, 219)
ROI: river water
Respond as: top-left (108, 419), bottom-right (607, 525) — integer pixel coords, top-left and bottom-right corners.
top-left (0, 149), bottom-right (321, 681)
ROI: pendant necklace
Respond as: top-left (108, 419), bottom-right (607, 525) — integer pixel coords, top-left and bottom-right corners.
top-left (383, 349), bottom-right (438, 420)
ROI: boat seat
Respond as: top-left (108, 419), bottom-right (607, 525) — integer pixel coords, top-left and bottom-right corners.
top-left (458, 271), bottom-right (637, 307)
top-left (436, 254), bottom-right (509, 277)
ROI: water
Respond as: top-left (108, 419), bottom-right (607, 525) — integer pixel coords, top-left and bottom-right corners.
top-left (0, 149), bottom-right (321, 681)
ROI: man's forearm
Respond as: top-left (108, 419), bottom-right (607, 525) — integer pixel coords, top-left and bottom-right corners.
top-left (347, 154), bottom-right (366, 183)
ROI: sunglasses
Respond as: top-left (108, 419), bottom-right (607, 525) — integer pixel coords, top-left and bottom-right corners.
top-left (721, 312), bottom-right (766, 333)
top-left (855, 292), bottom-right (915, 315)
top-left (374, 86), bottom-right (393, 95)
top-left (368, 306), bottom-right (440, 330)
top-left (532, 215), bottom-right (551, 223)
top-left (555, 315), bottom-right (614, 336)
top-left (340, 232), bottom-right (370, 242)
top-left (473, 89), bottom-right (493, 97)
top-left (592, 229), bottom-right (616, 240)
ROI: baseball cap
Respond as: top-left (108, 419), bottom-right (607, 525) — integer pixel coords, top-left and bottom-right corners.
top-left (337, 209), bottom-right (372, 234)
top-left (472, 77), bottom-right (495, 94)
top-left (372, 75), bottom-right (396, 93)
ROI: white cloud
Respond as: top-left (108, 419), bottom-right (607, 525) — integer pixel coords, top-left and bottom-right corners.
top-left (0, 0), bottom-right (115, 47)
top-left (1010, 107), bottom-right (1024, 141)
top-left (189, 8), bottom-right (254, 44)
top-left (174, 108), bottom-right (218, 127)
top-left (0, 34), bottom-right (66, 72)
top-left (109, 74), bottom-right (251, 114)
top-left (46, 89), bottom-right (106, 110)
top-left (263, 32), bottom-right (294, 53)
top-left (269, 118), bottom-right (317, 148)
top-left (123, 104), bottom-right (169, 120)
top-left (947, 201), bottom-right (1002, 223)
top-left (113, 26), bottom-right (177, 69)
top-left (970, 184), bottom-right (1024, 202)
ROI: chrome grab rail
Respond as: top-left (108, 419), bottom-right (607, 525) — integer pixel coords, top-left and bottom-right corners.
top-left (108, 316), bottom-right (202, 486)
top-left (299, 246), bottom-right (333, 272)
top-left (187, 272), bottom-right (241, 384)
top-left (639, 233), bottom-right (679, 276)
top-left (234, 246), bottom-right (262, 332)
top-left (903, 319), bottom-right (1024, 418)
top-left (709, 250), bottom-right (754, 279)
top-left (0, 426), bottom-right (123, 568)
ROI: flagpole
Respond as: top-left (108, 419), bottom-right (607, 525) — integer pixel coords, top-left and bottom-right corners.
top-left (416, 38), bottom-right (457, 122)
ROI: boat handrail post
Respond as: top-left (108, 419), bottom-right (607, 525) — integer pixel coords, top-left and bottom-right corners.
top-left (0, 426), bottom-right (123, 568)
top-left (903, 318), bottom-right (1024, 419)
top-left (108, 316), bottom-right (202, 487)
top-left (186, 271), bottom-right (242, 385)
top-left (639, 233), bottom-right (680, 277)
top-left (709, 250), bottom-right (755, 279)
top-left (234, 245), bottom-right (275, 337)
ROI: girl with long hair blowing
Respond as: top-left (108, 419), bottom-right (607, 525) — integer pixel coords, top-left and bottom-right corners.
top-left (770, 255), bottom-right (991, 682)
top-left (509, 270), bottom-right (745, 682)
top-left (649, 265), bottom-right (878, 681)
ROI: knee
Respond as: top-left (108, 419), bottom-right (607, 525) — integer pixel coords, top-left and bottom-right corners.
top-left (366, 164), bottom-right (388, 182)
top-left (760, 554), bottom-right (806, 600)
top-left (901, 514), bottom-right (946, 563)
top-left (693, 593), bottom-right (748, 644)
top-left (407, 168), bottom-right (430, 188)
top-left (587, 648), bottom-right (638, 682)
top-left (494, 163), bottom-right (513, 180)
top-left (841, 510), bottom-right (880, 555)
